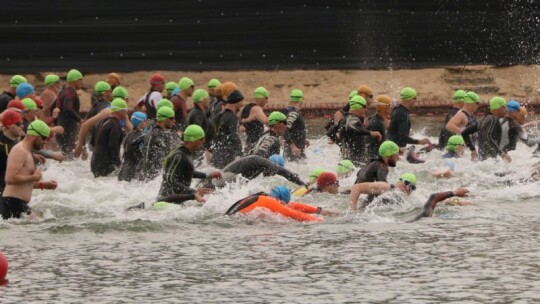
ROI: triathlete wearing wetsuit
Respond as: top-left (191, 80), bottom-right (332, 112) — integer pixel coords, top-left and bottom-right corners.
top-left (462, 113), bottom-right (503, 160)
top-left (209, 108), bottom-right (243, 169)
top-left (499, 117), bottom-right (522, 153)
top-left (241, 103), bottom-right (265, 152)
top-left (118, 129), bottom-right (144, 182)
top-left (354, 158), bottom-right (389, 184)
top-left (91, 116), bottom-right (124, 177)
top-left (410, 191), bottom-right (457, 222)
top-left (56, 86), bottom-right (82, 156)
top-left (170, 94), bottom-right (188, 129)
top-left (248, 130), bottom-right (281, 159)
top-left (340, 113), bottom-right (370, 165)
top-left (158, 145), bottom-right (207, 200)
top-left (365, 114), bottom-right (387, 160)
top-left (223, 155), bottom-right (307, 186)
top-left (283, 106), bottom-right (306, 161)
top-left (388, 104), bottom-right (419, 147)
top-left (137, 126), bottom-right (181, 181)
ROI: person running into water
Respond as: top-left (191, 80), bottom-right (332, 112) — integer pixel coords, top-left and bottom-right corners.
top-left (135, 73), bottom-right (165, 120)
top-left (56, 69), bottom-right (84, 158)
top-left (39, 74), bottom-right (61, 124)
top-left (283, 89), bottom-right (309, 162)
top-left (208, 86), bottom-right (245, 169)
top-left (437, 89), bottom-right (466, 148)
top-left (355, 140), bottom-right (400, 184)
top-left (431, 135), bottom-right (466, 178)
top-left (0, 120), bottom-right (57, 220)
top-left (118, 112), bottom-right (147, 182)
top-left (164, 81), bottom-right (178, 100)
top-left (136, 106), bottom-right (181, 181)
top-left (240, 87), bottom-right (269, 153)
top-left (0, 110), bottom-right (24, 195)
top-left (90, 99), bottom-right (129, 177)
top-left (207, 79), bottom-right (221, 109)
top-left (328, 85), bottom-right (374, 143)
top-left (171, 77), bottom-right (194, 128)
top-left (388, 87), bottom-right (431, 149)
top-left (339, 95), bottom-right (382, 165)
top-left (248, 111), bottom-right (287, 159)
top-left (91, 73), bottom-right (121, 105)
top-left (315, 172), bottom-right (341, 194)
top-left (462, 96), bottom-right (509, 162)
top-left (157, 125), bottom-right (221, 204)
top-left (0, 75), bottom-right (27, 113)
top-left (445, 91), bottom-right (480, 145)
top-left (225, 185), bottom-right (332, 222)
top-left (336, 160), bottom-right (355, 179)
top-left (364, 94), bottom-right (392, 160)
top-left (219, 154), bottom-right (307, 187)
top-left (498, 100), bottom-right (526, 153)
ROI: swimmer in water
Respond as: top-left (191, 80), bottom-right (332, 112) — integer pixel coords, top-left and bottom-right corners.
top-left (431, 135), bottom-right (466, 178)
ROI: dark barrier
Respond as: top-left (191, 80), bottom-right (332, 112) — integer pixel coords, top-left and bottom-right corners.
top-left (0, 0), bottom-right (538, 73)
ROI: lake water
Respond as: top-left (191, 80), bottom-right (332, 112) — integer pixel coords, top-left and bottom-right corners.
top-left (1, 115), bottom-right (540, 303)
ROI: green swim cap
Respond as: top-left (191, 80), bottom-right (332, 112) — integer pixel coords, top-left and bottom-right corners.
top-left (153, 201), bottom-right (171, 209)
top-left (379, 140), bottom-right (399, 157)
top-left (349, 95), bottom-right (367, 110)
top-left (9, 75), bottom-right (27, 87)
top-left (193, 89), bottom-right (209, 103)
top-left (21, 98), bottom-right (37, 110)
top-left (94, 81), bottom-right (111, 94)
top-left (157, 106), bottom-right (175, 122)
top-left (165, 81), bottom-right (178, 93)
top-left (309, 168), bottom-right (326, 183)
top-left (446, 135), bottom-right (465, 151)
top-left (268, 111), bottom-right (287, 126)
top-left (400, 87), bottom-right (417, 100)
top-left (156, 98), bottom-right (173, 110)
top-left (110, 98), bottom-right (128, 112)
top-left (183, 124), bottom-right (205, 142)
top-left (27, 119), bottom-right (51, 138)
top-left (453, 89), bottom-right (467, 102)
top-left (463, 91), bottom-right (480, 104)
top-left (399, 172), bottom-right (417, 186)
top-left (490, 96), bottom-right (506, 110)
top-left (44, 74), bottom-right (60, 86)
top-left (112, 86), bottom-right (128, 99)
top-left (254, 87), bottom-right (269, 99)
top-left (178, 77), bottom-right (194, 90)
top-left (67, 69), bottom-right (83, 82)
top-left (290, 89), bottom-right (304, 102)
top-left (349, 90), bottom-right (358, 100)
top-left (336, 160), bottom-right (355, 174)
top-left (208, 78), bottom-right (221, 89)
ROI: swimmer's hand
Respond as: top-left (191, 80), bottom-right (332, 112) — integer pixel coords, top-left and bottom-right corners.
top-left (470, 150), bottom-right (478, 161)
top-left (452, 188), bottom-right (469, 197)
top-left (33, 169), bottom-right (42, 182)
top-left (73, 144), bottom-right (84, 158)
top-left (208, 171), bottom-right (222, 179)
top-left (195, 194), bottom-right (206, 204)
top-left (291, 143), bottom-right (301, 156)
top-left (52, 152), bottom-right (65, 163)
top-left (502, 153), bottom-right (512, 163)
top-left (42, 180), bottom-right (58, 190)
top-left (33, 153), bottom-right (46, 165)
top-left (320, 209), bottom-right (339, 216)
top-left (370, 131), bottom-right (382, 142)
top-left (197, 188), bottom-right (214, 196)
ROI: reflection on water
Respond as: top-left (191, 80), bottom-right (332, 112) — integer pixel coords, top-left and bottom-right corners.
top-left (1, 116), bottom-right (540, 303)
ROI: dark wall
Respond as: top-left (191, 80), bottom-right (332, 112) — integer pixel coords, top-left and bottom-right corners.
top-left (0, 0), bottom-right (538, 73)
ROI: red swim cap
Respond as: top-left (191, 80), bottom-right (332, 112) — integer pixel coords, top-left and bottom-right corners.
top-left (33, 97), bottom-right (44, 109)
top-left (317, 172), bottom-right (338, 188)
top-left (7, 99), bottom-right (24, 111)
top-left (150, 73), bottom-right (165, 85)
top-left (2, 109), bottom-right (22, 127)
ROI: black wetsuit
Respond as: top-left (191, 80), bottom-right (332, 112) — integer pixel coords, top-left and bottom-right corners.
top-left (409, 191), bottom-right (456, 222)
top-left (365, 114), bottom-right (387, 160)
top-left (241, 103), bottom-right (265, 152)
top-left (56, 86), bottom-right (82, 157)
top-left (186, 106), bottom-right (210, 148)
top-left (142, 91), bottom-right (158, 120)
top-left (283, 106), bottom-right (307, 161)
top-left (354, 158), bottom-right (389, 184)
top-left (462, 113), bottom-right (503, 160)
top-left (340, 113), bottom-right (370, 165)
top-left (438, 106), bottom-right (460, 148)
top-left (0, 90), bottom-right (15, 113)
top-left (499, 117), bottom-right (522, 153)
top-left (248, 130), bottom-right (281, 159)
top-left (90, 116), bottom-right (124, 177)
top-left (0, 132), bottom-right (18, 194)
top-left (388, 104), bottom-right (419, 147)
top-left (0, 196), bottom-right (31, 220)
top-left (137, 126), bottom-right (181, 181)
top-left (209, 97), bottom-right (225, 119)
top-left (118, 130), bottom-right (144, 181)
top-left (209, 108), bottom-right (243, 169)
top-left (223, 155), bottom-right (307, 186)
top-left (86, 98), bottom-right (110, 147)
top-left (158, 145), bottom-right (206, 202)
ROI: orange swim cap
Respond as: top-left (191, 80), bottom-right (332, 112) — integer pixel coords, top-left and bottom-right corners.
top-left (374, 95), bottom-right (392, 109)
top-left (106, 73), bottom-right (121, 86)
top-left (357, 85), bottom-right (373, 96)
top-left (214, 83), bottom-right (224, 98)
top-left (222, 82), bottom-right (238, 101)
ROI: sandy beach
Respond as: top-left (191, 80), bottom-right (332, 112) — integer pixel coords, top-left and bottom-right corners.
top-left (2, 65), bottom-right (539, 111)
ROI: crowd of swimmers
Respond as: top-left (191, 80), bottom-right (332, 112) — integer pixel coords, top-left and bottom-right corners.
top-left (0, 70), bottom-right (538, 222)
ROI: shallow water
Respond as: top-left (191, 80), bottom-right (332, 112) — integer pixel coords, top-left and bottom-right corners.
top-left (1, 116), bottom-right (540, 303)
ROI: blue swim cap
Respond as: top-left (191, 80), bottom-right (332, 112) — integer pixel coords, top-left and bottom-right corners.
top-left (16, 83), bottom-right (34, 98)
top-left (269, 186), bottom-right (291, 203)
top-left (131, 111), bottom-right (147, 127)
top-left (171, 87), bottom-right (180, 97)
top-left (269, 154), bottom-right (285, 167)
top-left (506, 100), bottom-right (521, 112)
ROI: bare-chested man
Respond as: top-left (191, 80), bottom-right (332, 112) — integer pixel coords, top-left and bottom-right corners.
top-left (0, 120), bottom-right (57, 219)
